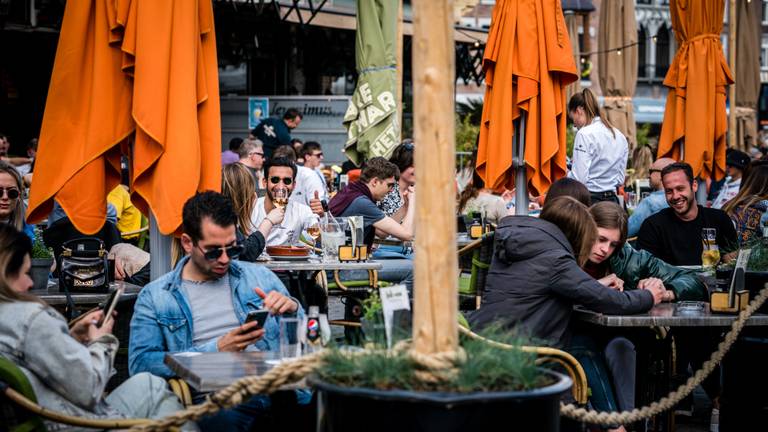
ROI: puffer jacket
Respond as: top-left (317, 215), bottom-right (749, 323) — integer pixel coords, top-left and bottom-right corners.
top-left (609, 244), bottom-right (708, 301)
top-left (468, 216), bottom-right (654, 347)
top-left (0, 301), bottom-right (124, 430)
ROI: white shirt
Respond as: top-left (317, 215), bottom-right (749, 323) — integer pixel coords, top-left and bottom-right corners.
top-left (290, 166), bottom-right (327, 207)
top-left (712, 177), bottom-right (741, 209)
top-left (251, 196), bottom-right (314, 246)
top-left (568, 117), bottom-right (629, 192)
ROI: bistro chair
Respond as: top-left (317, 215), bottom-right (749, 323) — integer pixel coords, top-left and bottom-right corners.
top-left (0, 357), bottom-right (151, 431)
top-left (457, 232), bottom-right (495, 311)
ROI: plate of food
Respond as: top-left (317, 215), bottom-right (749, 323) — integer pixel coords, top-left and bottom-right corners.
top-left (266, 245), bottom-right (311, 260)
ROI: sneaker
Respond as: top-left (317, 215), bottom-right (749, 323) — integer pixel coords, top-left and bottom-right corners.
top-left (710, 408), bottom-right (719, 432)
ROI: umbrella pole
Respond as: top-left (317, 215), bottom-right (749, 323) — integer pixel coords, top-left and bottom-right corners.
top-left (149, 214), bottom-right (173, 281)
top-left (514, 112), bottom-right (528, 216)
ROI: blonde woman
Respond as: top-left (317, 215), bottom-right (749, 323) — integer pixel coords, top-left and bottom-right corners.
top-left (0, 225), bottom-right (194, 430)
top-left (0, 161), bottom-right (34, 240)
top-left (567, 89), bottom-right (629, 205)
top-left (221, 163), bottom-right (284, 261)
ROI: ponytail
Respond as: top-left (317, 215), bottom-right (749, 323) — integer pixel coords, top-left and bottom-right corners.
top-left (568, 88), bottom-right (617, 138)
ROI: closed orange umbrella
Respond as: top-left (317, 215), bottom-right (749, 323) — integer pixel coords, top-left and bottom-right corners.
top-left (476, 0), bottom-right (578, 197)
top-left (27, 0), bottom-right (220, 235)
top-left (657, 0), bottom-right (733, 181)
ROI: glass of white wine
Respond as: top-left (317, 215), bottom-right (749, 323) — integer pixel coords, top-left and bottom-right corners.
top-left (701, 228), bottom-right (720, 272)
top-left (304, 215), bottom-right (321, 256)
top-left (272, 188), bottom-right (289, 228)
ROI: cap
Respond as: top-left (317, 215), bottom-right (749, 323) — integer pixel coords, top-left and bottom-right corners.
top-left (726, 150), bottom-right (750, 170)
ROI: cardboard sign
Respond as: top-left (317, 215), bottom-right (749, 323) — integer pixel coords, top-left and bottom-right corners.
top-left (379, 284), bottom-right (410, 349)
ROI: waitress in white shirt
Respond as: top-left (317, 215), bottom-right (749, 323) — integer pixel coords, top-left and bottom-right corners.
top-left (567, 88), bottom-right (629, 205)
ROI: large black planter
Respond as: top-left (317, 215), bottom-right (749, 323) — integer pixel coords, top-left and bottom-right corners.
top-left (30, 258), bottom-right (53, 291)
top-left (715, 268), bottom-right (768, 313)
top-left (310, 369), bottom-right (571, 432)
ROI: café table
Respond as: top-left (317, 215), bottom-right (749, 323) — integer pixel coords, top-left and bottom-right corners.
top-left (30, 279), bottom-right (142, 306)
top-left (573, 302), bottom-right (768, 327)
top-left (164, 351), bottom-right (305, 392)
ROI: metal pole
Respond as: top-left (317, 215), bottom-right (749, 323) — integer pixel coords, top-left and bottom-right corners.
top-left (514, 111), bottom-right (528, 216)
top-left (149, 214), bottom-right (173, 281)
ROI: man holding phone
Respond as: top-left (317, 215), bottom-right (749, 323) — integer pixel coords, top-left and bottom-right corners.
top-left (129, 192), bottom-right (305, 431)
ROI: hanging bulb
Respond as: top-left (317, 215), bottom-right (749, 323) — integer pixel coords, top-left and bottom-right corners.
top-left (617, 49), bottom-right (622, 56)
top-left (580, 57), bottom-right (586, 64)
top-left (474, 40), bottom-right (480, 48)
top-left (652, 36), bottom-right (658, 44)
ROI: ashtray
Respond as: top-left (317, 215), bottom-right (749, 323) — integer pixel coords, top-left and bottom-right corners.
top-left (675, 301), bottom-right (706, 315)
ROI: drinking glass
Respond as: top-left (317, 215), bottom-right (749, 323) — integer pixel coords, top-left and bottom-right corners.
top-left (273, 188), bottom-right (288, 210)
top-left (320, 219), bottom-right (345, 262)
top-left (304, 215), bottom-right (321, 254)
top-left (701, 228), bottom-right (720, 271)
top-left (280, 317), bottom-right (301, 359)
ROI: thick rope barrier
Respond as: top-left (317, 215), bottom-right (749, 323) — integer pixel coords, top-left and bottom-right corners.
top-left (558, 285), bottom-right (768, 425)
top-left (130, 286), bottom-right (768, 430)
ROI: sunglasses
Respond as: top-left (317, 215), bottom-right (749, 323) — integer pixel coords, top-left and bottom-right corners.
top-left (309, 152), bottom-right (323, 157)
top-left (196, 244), bottom-right (244, 261)
top-left (386, 182), bottom-right (396, 190)
top-left (649, 169), bottom-right (661, 174)
top-left (0, 187), bottom-right (20, 199)
top-left (249, 151), bottom-right (264, 157)
top-left (269, 176), bottom-right (293, 185)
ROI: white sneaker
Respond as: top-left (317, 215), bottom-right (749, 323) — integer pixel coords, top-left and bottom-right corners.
top-left (710, 408), bottom-right (719, 432)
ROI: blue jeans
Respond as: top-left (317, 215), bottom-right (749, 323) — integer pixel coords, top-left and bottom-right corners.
top-left (193, 393), bottom-right (271, 431)
top-left (570, 334), bottom-right (623, 413)
top-left (372, 244), bottom-right (413, 260)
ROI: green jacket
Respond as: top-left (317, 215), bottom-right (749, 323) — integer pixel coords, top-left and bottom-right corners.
top-left (609, 244), bottom-right (708, 301)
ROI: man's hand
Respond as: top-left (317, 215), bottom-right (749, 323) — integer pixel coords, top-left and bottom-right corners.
top-left (254, 287), bottom-right (298, 315)
top-left (70, 310), bottom-right (114, 344)
top-left (598, 273), bottom-right (625, 292)
top-left (721, 251), bottom-right (738, 264)
top-left (114, 258), bottom-right (127, 280)
top-left (309, 191), bottom-right (325, 216)
top-left (638, 277), bottom-right (666, 305)
top-left (217, 321), bottom-right (265, 352)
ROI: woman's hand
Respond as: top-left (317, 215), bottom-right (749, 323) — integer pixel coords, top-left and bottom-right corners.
top-left (638, 277), bottom-right (667, 305)
top-left (598, 273), bottom-right (625, 291)
top-left (266, 207), bottom-right (285, 226)
top-left (70, 310), bottom-right (114, 344)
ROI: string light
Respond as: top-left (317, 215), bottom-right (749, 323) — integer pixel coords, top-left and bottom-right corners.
top-left (617, 49), bottom-right (622, 56)
top-left (580, 33), bottom-right (662, 57)
top-left (474, 40), bottom-right (480, 48)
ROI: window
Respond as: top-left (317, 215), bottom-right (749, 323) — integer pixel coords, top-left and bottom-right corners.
top-left (638, 27), bottom-right (648, 78)
top-left (655, 26), bottom-right (671, 79)
top-left (761, 38), bottom-right (768, 71)
top-left (763, 1), bottom-right (768, 25)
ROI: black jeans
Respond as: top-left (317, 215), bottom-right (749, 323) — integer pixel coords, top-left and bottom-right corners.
top-left (589, 190), bottom-right (620, 205)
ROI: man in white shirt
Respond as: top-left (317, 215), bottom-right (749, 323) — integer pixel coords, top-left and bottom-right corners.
top-left (712, 149), bottom-right (749, 209)
top-left (300, 141), bottom-right (328, 198)
top-left (272, 145), bottom-right (326, 216)
top-left (250, 156), bottom-right (314, 246)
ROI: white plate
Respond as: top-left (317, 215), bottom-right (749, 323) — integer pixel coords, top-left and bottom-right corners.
top-left (268, 254), bottom-right (311, 261)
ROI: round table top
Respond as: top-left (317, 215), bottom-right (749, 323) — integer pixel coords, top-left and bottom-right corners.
top-left (29, 280), bottom-right (142, 305)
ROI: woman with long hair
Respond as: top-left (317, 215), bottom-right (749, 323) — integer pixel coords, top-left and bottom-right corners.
top-left (457, 170), bottom-right (508, 225)
top-left (625, 144), bottom-right (653, 189)
top-left (567, 88), bottom-right (629, 204)
top-left (469, 196), bottom-right (663, 348)
top-left (0, 161), bottom-right (34, 240)
top-left (221, 163), bottom-right (284, 262)
top-left (722, 163), bottom-right (768, 245)
top-left (0, 224), bottom-right (194, 429)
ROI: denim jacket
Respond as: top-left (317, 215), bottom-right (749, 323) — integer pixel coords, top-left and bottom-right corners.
top-left (129, 257), bottom-right (305, 378)
top-left (627, 190), bottom-right (668, 237)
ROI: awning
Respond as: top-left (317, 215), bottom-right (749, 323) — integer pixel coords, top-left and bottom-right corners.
top-left (279, 3), bottom-right (488, 44)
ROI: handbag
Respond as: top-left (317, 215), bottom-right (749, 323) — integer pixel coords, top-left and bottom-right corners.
top-left (59, 237), bottom-right (110, 294)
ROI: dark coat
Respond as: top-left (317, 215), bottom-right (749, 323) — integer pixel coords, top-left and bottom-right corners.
top-left (468, 216), bottom-right (654, 347)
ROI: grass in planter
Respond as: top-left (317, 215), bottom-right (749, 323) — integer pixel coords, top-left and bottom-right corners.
top-left (316, 325), bottom-right (552, 393)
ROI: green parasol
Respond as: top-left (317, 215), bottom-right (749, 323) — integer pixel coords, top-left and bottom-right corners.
top-left (343, 0), bottom-right (400, 166)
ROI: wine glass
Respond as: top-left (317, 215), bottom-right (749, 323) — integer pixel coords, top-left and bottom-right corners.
top-left (304, 215), bottom-right (322, 255)
top-left (273, 188), bottom-right (289, 210)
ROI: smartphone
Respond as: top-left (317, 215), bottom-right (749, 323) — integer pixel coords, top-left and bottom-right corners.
top-left (97, 287), bottom-right (123, 328)
top-left (245, 309), bottom-right (269, 330)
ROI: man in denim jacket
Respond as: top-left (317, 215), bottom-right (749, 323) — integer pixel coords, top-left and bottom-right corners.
top-left (129, 191), bottom-right (306, 431)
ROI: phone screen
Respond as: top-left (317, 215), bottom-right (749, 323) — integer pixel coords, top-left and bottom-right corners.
top-left (245, 309), bottom-right (269, 329)
top-left (97, 288), bottom-right (123, 328)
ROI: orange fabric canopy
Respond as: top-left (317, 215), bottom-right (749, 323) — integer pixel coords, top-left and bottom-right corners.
top-left (657, 0), bottom-right (733, 181)
top-left (476, 0), bottom-right (578, 196)
top-left (27, 0), bottom-right (221, 235)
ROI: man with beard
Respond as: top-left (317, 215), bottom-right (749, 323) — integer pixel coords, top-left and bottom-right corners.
top-left (249, 156), bottom-right (314, 246)
top-left (637, 162), bottom-right (737, 266)
top-left (129, 191), bottom-right (306, 430)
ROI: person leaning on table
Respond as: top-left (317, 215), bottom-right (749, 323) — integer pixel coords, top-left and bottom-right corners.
top-left (0, 224), bottom-right (196, 430)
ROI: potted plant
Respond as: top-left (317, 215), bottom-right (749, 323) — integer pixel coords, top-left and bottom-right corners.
top-left (30, 227), bottom-right (54, 291)
top-left (716, 238), bottom-right (768, 313)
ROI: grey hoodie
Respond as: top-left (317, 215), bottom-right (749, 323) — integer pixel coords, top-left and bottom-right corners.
top-left (469, 216), bottom-right (653, 347)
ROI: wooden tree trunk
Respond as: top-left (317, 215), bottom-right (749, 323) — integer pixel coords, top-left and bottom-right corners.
top-left (411, 0), bottom-right (459, 356)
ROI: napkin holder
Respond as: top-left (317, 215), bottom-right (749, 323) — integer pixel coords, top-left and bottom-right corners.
top-left (711, 251), bottom-right (751, 314)
top-left (339, 245), bottom-right (369, 262)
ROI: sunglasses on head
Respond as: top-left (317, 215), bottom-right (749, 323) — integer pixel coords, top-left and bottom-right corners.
top-left (0, 187), bottom-right (20, 199)
top-left (269, 176), bottom-right (293, 185)
top-left (196, 244), bottom-right (244, 261)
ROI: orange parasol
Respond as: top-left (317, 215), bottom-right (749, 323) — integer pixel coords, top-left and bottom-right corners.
top-left (657, 0), bottom-right (733, 181)
top-left (476, 0), bottom-right (578, 198)
top-left (27, 0), bottom-right (221, 235)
